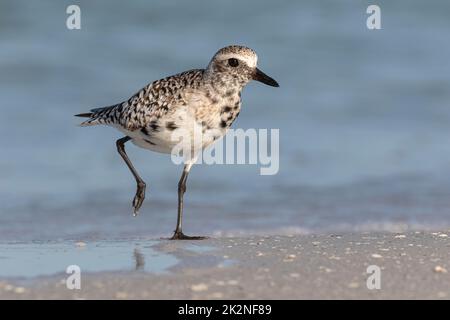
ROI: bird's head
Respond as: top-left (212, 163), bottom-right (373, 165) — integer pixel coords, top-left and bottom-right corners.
top-left (206, 45), bottom-right (279, 88)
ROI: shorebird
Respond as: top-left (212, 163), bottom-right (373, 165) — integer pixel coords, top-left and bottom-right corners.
top-left (75, 45), bottom-right (279, 240)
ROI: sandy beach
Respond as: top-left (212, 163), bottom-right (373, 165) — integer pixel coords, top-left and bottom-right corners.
top-left (1, 231), bottom-right (449, 299)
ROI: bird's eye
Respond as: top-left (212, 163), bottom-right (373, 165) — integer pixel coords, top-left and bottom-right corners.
top-left (228, 58), bottom-right (239, 67)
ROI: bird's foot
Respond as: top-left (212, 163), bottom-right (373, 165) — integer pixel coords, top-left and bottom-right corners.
top-left (169, 231), bottom-right (208, 240)
top-left (132, 182), bottom-right (146, 216)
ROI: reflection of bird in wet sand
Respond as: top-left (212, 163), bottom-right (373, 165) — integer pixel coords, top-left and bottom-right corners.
top-left (133, 248), bottom-right (145, 271)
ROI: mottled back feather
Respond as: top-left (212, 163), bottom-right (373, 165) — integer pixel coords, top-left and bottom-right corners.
top-left (77, 69), bottom-right (204, 131)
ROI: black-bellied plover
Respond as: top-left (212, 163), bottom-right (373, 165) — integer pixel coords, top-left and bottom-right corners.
top-left (75, 45), bottom-right (279, 240)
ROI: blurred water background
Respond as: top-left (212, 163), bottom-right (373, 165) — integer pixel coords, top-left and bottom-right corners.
top-left (1, 0), bottom-right (450, 240)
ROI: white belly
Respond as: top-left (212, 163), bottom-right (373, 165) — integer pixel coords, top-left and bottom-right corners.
top-left (115, 117), bottom-right (225, 157)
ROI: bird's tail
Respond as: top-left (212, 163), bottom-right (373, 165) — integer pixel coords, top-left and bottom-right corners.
top-left (75, 105), bottom-right (118, 126)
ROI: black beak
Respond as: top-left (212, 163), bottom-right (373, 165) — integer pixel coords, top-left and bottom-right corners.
top-left (253, 68), bottom-right (279, 87)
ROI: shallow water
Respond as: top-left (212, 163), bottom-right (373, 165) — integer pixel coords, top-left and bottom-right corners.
top-left (1, 1), bottom-right (450, 240)
top-left (0, 240), bottom-right (219, 278)
top-left (0, 241), bottom-right (174, 278)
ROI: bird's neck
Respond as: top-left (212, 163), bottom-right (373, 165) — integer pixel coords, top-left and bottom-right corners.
top-left (203, 71), bottom-right (246, 98)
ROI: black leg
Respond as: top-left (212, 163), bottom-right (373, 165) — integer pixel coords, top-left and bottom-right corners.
top-left (116, 136), bottom-right (146, 216)
top-left (170, 164), bottom-right (206, 240)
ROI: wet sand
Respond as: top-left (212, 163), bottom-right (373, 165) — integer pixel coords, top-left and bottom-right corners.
top-left (1, 231), bottom-right (450, 299)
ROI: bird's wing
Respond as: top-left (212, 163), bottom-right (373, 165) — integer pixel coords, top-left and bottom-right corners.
top-left (76, 69), bottom-right (205, 130)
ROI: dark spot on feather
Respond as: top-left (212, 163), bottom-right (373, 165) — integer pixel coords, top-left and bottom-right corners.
top-left (222, 106), bottom-right (232, 113)
top-left (150, 121), bottom-right (159, 131)
top-left (144, 139), bottom-right (156, 145)
top-left (201, 121), bottom-right (211, 131)
top-left (220, 120), bottom-right (227, 128)
top-left (166, 121), bottom-right (177, 131)
top-left (141, 127), bottom-right (150, 136)
top-left (225, 89), bottom-right (235, 97)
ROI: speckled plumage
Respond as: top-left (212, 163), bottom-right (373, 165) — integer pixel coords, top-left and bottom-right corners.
top-left (81, 69), bottom-right (204, 130)
top-left (76, 46), bottom-right (262, 156)
top-left (75, 45), bottom-right (278, 239)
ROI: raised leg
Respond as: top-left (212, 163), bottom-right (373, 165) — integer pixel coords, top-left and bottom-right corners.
top-left (116, 136), bottom-right (146, 216)
top-left (170, 163), bottom-right (206, 240)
